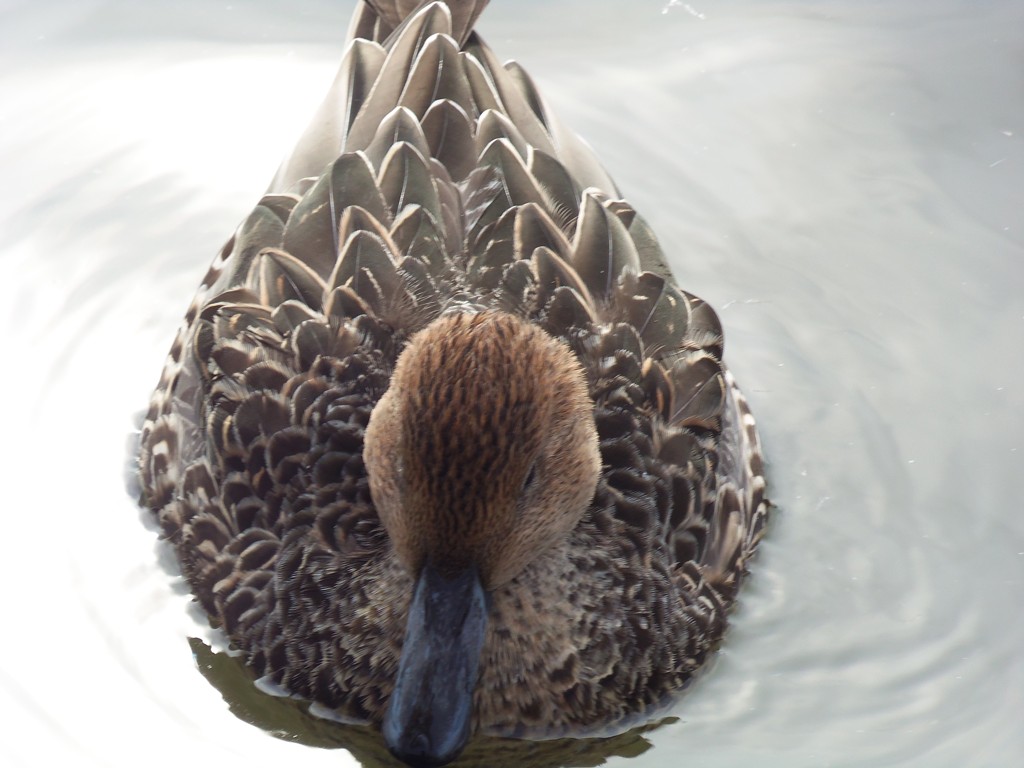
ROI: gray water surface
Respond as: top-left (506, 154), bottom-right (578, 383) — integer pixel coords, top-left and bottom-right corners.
top-left (1, 1), bottom-right (1022, 766)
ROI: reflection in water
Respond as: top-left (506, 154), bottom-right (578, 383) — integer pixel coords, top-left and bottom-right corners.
top-left (192, 638), bottom-right (667, 767)
top-left (1, 1), bottom-right (1022, 767)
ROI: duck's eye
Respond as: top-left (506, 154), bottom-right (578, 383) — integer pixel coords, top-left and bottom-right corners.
top-left (521, 462), bottom-right (537, 494)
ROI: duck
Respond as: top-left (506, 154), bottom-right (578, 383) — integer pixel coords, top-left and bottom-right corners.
top-left (138, 1), bottom-right (768, 766)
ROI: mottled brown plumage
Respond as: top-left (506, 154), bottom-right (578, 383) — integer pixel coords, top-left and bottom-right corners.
top-left (365, 311), bottom-right (601, 589)
top-left (137, 1), bottom-right (768, 764)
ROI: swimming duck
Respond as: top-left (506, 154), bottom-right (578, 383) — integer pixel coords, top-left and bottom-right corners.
top-left (138, 1), bottom-right (768, 766)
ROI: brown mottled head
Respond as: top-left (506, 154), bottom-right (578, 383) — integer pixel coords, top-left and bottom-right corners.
top-left (363, 311), bottom-right (600, 588)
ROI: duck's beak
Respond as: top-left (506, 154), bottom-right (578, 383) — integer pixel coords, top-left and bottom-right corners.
top-left (383, 561), bottom-right (488, 767)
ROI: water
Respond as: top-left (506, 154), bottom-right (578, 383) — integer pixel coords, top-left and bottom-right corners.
top-left (1, 0), bottom-right (1022, 765)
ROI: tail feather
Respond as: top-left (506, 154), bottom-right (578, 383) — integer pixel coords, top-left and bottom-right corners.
top-left (359, 0), bottom-right (490, 46)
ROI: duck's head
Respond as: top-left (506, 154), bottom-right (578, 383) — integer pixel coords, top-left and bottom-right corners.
top-left (363, 310), bottom-right (600, 766)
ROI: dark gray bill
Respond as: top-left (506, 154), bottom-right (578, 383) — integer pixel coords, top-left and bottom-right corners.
top-left (383, 561), bottom-right (488, 767)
